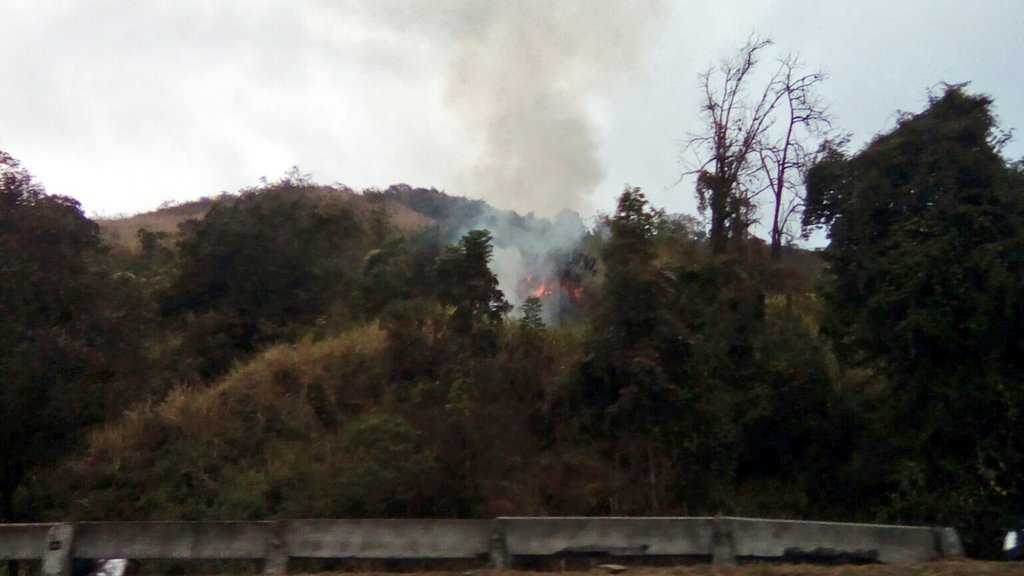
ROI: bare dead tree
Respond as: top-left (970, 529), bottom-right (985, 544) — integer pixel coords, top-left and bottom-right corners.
top-left (684, 36), bottom-right (829, 259)
top-left (686, 36), bottom-right (780, 255)
top-left (758, 57), bottom-right (830, 260)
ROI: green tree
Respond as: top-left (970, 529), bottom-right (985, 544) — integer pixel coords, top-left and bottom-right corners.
top-left (162, 183), bottom-right (363, 377)
top-left (435, 229), bottom-right (511, 351)
top-left (576, 188), bottom-right (687, 513)
top-left (360, 239), bottom-right (415, 318)
top-left (581, 189), bottom-right (669, 408)
top-left (805, 86), bottom-right (1024, 556)
top-left (317, 412), bottom-right (444, 517)
top-left (519, 296), bottom-right (545, 331)
top-left (129, 227), bottom-right (175, 279)
top-left (0, 151), bottom-right (152, 525)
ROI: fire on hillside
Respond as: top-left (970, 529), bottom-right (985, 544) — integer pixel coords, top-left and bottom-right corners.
top-left (518, 274), bottom-right (584, 304)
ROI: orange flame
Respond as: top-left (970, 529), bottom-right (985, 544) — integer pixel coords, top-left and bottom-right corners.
top-left (531, 282), bottom-right (555, 298)
top-left (521, 275), bottom-right (581, 302)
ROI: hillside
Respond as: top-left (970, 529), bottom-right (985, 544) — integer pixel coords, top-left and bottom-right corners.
top-left (96, 184), bottom-right (481, 253)
top-left (8, 183), bottom-right (897, 528)
top-left (5, 87), bottom-right (1023, 563)
top-left (33, 182), bottom-right (847, 527)
top-left (97, 196), bottom-right (222, 251)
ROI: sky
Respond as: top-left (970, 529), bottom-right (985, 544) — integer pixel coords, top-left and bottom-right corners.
top-left (2, 1), bottom-right (1023, 242)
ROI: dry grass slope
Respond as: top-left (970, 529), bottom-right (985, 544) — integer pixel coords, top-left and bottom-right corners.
top-left (60, 324), bottom-right (406, 519)
top-left (97, 197), bottom-right (220, 251)
top-left (96, 188), bottom-right (439, 253)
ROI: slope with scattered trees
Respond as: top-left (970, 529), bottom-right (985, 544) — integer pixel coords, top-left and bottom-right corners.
top-left (0, 84), bottom-right (1021, 561)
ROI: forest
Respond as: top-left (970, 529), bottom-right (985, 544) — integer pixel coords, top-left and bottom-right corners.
top-left (1, 85), bottom-right (1022, 560)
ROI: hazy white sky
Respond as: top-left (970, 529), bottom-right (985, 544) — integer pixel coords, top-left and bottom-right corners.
top-left (1, 1), bottom-right (1022, 234)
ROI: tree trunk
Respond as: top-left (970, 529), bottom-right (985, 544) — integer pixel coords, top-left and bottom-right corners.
top-left (770, 218), bottom-right (783, 261)
top-left (709, 181), bottom-right (731, 255)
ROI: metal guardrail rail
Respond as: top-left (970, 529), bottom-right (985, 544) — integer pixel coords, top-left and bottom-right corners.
top-left (0, 517), bottom-right (964, 575)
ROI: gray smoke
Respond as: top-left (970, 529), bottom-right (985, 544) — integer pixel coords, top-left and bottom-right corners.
top-left (321, 1), bottom-right (666, 316)
top-left (457, 206), bottom-right (590, 317)
top-left (437, 1), bottom-right (667, 317)
top-left (315, 1), bottom-right (665, 215)
top-left (445, 1), bottom-right (667, 216)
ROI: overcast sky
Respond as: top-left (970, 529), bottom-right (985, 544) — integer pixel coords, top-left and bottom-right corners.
top-left (2, 1), bottom-right (1022, 235)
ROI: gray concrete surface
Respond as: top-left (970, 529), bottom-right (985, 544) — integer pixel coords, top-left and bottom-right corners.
top-left (0, 516), bottom-right (963, 574)
top-left (41, 524), bottom-right (73, 576)
top-left (284, 519), bottom-right (492, 558)
top-left (498, 517), bottom-right (714, 557)
top-left (74, 521), bottom-right (272, 559)
top-left (724, 517), bottom-right (940, 563)
top-left (0, 522), bottom-right (50, 559)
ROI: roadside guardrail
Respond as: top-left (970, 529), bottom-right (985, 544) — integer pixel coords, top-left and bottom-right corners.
top-left (0, 517), bottom-right (964, 575)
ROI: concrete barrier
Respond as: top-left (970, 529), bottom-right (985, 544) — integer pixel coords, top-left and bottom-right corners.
top-left (284, 519), bottom-right (493, 559)
top-left (0, 517), bottom-right (962, 575)
top-left (0, 523), bottom-right (50, 559)
top-left (498, 517), bottom-right (714, 557)
top-left (725, 518), bottom-right (946, 563)
top-left (75, 521), bottom-right (272, 559)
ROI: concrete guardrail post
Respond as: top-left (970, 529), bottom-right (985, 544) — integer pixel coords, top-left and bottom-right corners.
top-left (711, 518), bottom-right (736, 565)
top-left (41, 524), bottom-right (74, 576)
top-left (263, 521), bottom-right (288, 575)
top-left (488, 520), bottom-right (508, 570)
top-left (932, 526), bottom-right (964, 558)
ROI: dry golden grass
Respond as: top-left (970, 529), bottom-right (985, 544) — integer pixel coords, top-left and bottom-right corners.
top-left (96, 188), bottom-right (436, 253)
top-left (82, 322), bottom-right (390, 463)
top-left (97, 198), bottom-right (217, 251)
top-left (382, 198), bottom-right (437, 232)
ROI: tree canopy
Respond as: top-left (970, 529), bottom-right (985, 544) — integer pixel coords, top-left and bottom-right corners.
top-left (161, 183), bottom-right (363, 377)
top-left (806, 85), bottom-right (1024, 555)
top-left (435, 228), bottom-right (511, 349)
top-left (1, 151), bottom-right (152, 523)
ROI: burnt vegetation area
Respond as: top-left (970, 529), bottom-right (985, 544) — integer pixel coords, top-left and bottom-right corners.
top-left (1, 85), bottom-right (1023, 560)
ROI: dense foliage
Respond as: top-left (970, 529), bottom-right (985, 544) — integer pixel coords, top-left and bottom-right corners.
top-left (1, 152), bottom-right (155, 525)
top-left (1, 86), bottom-right (1021, 559)
top-left (805, 86), bottom-right (1024, 555)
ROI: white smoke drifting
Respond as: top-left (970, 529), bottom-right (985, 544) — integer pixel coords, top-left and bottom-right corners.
top-left (328, 1), bottom-right (666, 316)
top-left (314, 0), bottom-right (665, 216)
top-left (436, 1), bottom-right (666, 318)
top-left (457, 206), bottom-right (591, 318)
top-left (446, 1), bottom-right (667, 216)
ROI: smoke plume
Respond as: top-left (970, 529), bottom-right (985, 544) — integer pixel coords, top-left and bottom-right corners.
top-left (445, 1), bottom-right (667, 216)
top-left (324, 1), bottom-right (666, 316)
top-left (456, 206), bottom-right (590, 318)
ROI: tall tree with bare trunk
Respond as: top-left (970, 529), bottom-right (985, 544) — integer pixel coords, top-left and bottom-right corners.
top-left (759, 56), bottom-right (829, 260)
top-left (685, 36), bottom-right (829, 258)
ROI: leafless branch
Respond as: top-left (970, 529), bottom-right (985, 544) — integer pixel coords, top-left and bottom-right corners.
top-left (682, 37), bottom-right (831, 258)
